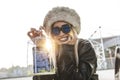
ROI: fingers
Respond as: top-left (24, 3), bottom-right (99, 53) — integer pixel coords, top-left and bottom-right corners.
top-left (27, 31), bottom-right (33, 38)
top-left (27, 27), bottom-right (46, 39)
top-left (27, 28), bottom-right (40, 39)
top-left (31, 28), bottom-right (36, 31)
top-left (31, 28), bottom-right (39, 36)
top-left (39, 26), bottom-right (45, 31)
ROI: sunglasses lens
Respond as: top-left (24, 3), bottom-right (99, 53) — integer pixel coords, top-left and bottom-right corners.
top-left (52, 24), bottom-right (71, 36)
top-left (62, 24), bottom-right (71, 34)
top-left (52, 27), bottom-right (60, 35)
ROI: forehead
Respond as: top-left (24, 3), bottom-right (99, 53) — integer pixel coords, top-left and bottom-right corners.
top-left (52, 21), bottom-right (68, 27)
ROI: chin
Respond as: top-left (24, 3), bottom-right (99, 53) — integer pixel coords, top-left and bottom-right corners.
top-left (59, 41), bottom-right (69, 45)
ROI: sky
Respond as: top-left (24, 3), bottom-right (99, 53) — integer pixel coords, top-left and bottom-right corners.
top-left (0, 0), bottom-right (120, 68)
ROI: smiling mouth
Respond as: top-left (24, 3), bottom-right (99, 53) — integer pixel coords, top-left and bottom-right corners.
top-left (59, 36), bottom-right (69, 42)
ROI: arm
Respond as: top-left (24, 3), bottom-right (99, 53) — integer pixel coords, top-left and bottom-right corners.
top-left (75, 39), bottom-right (98, 80)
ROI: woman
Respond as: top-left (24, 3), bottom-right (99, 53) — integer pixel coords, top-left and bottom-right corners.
top-left (28, 6), bottom-right (98, 80)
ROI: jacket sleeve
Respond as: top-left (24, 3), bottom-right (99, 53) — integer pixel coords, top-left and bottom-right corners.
top-left (75, 39), bottom-right (97, 80)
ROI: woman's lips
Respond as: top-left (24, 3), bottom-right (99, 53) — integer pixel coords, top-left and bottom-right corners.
top-left (59, 36), bottom-right (68, 42)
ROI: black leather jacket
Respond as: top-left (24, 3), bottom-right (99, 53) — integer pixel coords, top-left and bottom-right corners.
top-left (34, 39), bottom-right (98, 80)
top-left (55, 39), bottom-right (98, 80)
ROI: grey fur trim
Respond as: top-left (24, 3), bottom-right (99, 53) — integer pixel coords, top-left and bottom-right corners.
top-left (43, 6), bottom-right (81, 34)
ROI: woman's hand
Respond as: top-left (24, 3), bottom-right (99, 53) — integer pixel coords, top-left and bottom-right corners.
top-left (27, 28), bottom-right (42, 39)
top-left (27, 26), bottom-right (45, 44)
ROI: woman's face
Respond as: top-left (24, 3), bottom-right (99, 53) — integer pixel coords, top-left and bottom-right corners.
top-left (51, 21), bottom-right (77, 45)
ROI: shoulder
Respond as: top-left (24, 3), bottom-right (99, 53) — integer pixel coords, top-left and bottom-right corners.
top-left (78, 38), bottom-right (95, 54)
top-left (78, 38), bottom-right (92, 47)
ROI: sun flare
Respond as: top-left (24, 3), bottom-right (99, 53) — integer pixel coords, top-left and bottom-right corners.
top-left (45, 38), bottom-right (52, 51)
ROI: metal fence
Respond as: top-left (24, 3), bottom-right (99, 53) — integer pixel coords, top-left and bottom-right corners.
top-left (97, 57), bottom-right (115, 70)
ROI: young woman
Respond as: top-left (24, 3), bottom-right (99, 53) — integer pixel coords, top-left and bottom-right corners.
top-left (28, 6), bottom-right (98, 80)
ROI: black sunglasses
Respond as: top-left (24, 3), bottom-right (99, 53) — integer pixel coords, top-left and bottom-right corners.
top-left (51, 24), bottom-right (71, 36)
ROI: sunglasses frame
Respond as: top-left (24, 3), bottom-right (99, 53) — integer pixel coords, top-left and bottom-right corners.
top-left (51, 24), bottom-right (72, 36)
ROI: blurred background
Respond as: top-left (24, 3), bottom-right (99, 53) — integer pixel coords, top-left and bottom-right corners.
top-left (0, 0), bottom-right (120, 79)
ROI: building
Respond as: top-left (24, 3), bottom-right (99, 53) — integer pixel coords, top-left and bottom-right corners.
top-left (89, 35), bottom-right (120, 70)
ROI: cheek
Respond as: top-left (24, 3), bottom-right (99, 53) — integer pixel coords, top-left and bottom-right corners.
top-left (68, 31), bottom-right (75, 38)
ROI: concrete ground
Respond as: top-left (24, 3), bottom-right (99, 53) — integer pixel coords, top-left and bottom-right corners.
top-left (97, 69), bottom-right (115, 80)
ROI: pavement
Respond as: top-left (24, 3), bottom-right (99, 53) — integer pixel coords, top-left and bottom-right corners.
top-left (97, 69), bottom-right (115, 80)
top-left (1, 69), bottom-right (115, 80)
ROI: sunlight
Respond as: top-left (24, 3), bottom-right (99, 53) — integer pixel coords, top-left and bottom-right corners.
top-left (45, 38), bottom-right (52, 51)
top-left (42, 30), bottom-right (56, 73)
top-left (42, 29), bottom-right (52, 51)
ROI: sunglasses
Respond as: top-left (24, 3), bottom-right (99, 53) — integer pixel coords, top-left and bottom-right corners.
top-left (51, 24), bottom-right (71, 36)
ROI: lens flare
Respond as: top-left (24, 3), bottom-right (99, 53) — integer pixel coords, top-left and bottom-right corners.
top-left (45, 38), bottom-right (52, 51)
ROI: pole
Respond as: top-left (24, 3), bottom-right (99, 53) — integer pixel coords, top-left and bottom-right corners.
top-left (99, 26), bottom-right (107, 69)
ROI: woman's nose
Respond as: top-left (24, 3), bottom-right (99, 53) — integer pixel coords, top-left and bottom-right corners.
top-left (59, 30), bottom-right (65, 36)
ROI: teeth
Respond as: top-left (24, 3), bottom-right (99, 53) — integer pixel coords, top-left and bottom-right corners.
top-left (60, 37), bottom-right (67, 41)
